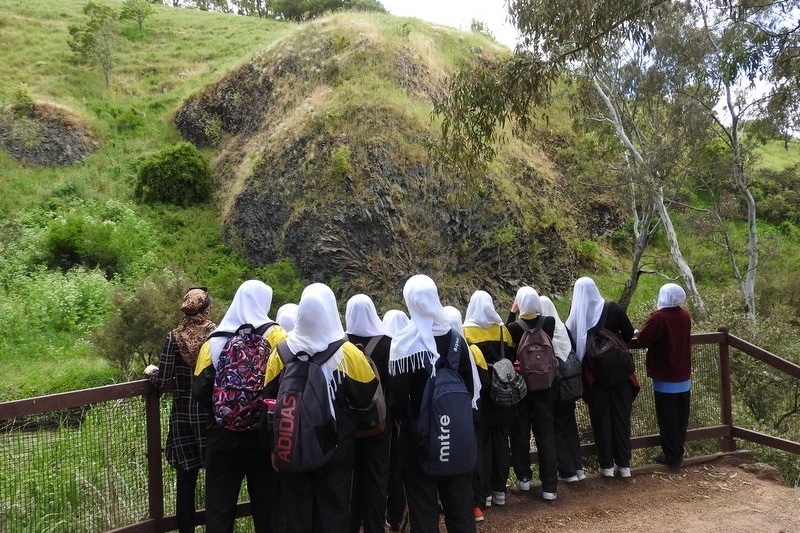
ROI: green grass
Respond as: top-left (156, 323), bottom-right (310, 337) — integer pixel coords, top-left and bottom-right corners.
top-left (758, 138), bottom-right (800, 171)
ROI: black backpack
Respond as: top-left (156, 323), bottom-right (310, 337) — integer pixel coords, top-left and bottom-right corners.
top-left (555, 348), bottom-right (583, 402)
top-left (272, 339), bottom-right (344, 472)
top-left (348, 335), bottom-right (387, 438)
top-left (583, 302), bottom-right (634, 386)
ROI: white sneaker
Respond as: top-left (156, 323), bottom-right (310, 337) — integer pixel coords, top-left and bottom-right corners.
top-left (491, 491), bottom-right (506, 506)
top-left (542, 491), bottom-right (557, 501)
top-left (485, 495), bottom-right (492, 507)
top-left (576, 469), bottom-right (586, 481)
top-left (559, 474), bottom-right (579, 483)
top-left (618, 467), bottom-right (631, 478)
top-left (601, 467), bottom-right (615, 477)
top-left (518, 477), bottom-right (531, 491)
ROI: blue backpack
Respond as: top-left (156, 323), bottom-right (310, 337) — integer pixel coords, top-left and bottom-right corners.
top-left (414, 331), bottom-right (477, 476)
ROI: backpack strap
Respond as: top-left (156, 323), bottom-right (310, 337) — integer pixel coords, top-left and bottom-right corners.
top-left (254, 321), bottom-right (277, 336)
top-left (363, 336), bottom-right (381, 359)
top-left (595, 302), bottom-right (610, 330)
top-left (445, 330), bottom-right (462, 372)
top-left (277, 339), bottom-right (346, 366)
top-left (208, 321), bottom-right (276, 339)
top-left (516, 316), bottom-right (544, 332)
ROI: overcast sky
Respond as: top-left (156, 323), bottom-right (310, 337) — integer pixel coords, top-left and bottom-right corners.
top-left (379, 0), bottom-right (519, 48)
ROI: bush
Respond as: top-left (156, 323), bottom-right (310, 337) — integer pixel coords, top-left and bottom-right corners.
top-left (42, 200), bottom-right (158, 280)
top-left (91, 267), bottom-right (195, 373)
top-left (134, 142), bottom-right (211, 206)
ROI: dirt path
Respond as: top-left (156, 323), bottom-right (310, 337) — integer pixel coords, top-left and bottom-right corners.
top-left (465, 455), bottom-right (799, 533)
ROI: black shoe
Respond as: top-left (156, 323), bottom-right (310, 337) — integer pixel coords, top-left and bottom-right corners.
top-left (653, 454), bottom-right (682, 467)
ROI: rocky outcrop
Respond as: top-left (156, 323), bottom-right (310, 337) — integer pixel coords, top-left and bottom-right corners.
top-left (0, 104), bottom-right (95, 166)
top-left (175, 14), bottom-right (619, 304)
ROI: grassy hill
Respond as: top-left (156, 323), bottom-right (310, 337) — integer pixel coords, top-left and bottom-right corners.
top-left (1, 0), bottom-right (798, 402)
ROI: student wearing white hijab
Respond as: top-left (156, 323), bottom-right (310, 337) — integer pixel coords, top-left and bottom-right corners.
top-left (379, 309), bottom-right (410, 531)
top-left (276, 302), bottom-right (299, 332)
top-left (387, 275), bottom-right (477, 533)
top-left (382, 309), bottom-right (410, 337)
top-left (462, 290), bottom-right (514, 509)
top-left (264, 283), bottom-right (378, 533)
top-left (344, 294), bottom-right (392, 533)
top-left (192, 279), bottom-right (287, 533)
top-left (540, 296), bottom-right (584, 483)
top-left (635, 283), bottom-right (692, 468)
top-left (505, 286), bottom-right (559, 501)
top-left (564, 277), bottom-right (636, 478)
top-left (445, 305), bottom-right (488, 523)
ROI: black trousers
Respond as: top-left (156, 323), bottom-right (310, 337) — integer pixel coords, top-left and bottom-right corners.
top-left (509, 389), bottom-right (557, 492)
top-left (553, 399), bottom-right (582, 477)
top-left (205, 445), bottom-right (275, 533)
top-left (175, 466), bottom-right (200, 533)
top-left (478, 423), bottom-right (511, 495)
top-left (385, 422), bottom-right (406, 528)
top-left (349, 431), bottom-right (390, 533)
top-left (588, 381), bottom-right (635, 469)
top-left (509, 402), bottom-right (532, 480)
top-left (654, 390), bottom-right (690, 464)
top-left (281, 456), bottom-right (353, 533)
top-left (402, 457), bottom-right (476, 533)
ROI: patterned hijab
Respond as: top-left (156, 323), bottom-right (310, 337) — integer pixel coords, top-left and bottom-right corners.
top-left (172, 288), bottom-right (216, 368)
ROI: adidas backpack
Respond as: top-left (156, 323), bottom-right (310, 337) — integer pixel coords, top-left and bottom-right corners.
top-left (414, 331), bottom-right (477, 477)
top-left (515, 317), bottom-right (558, 392)
top-left (272, 339), bottom-right (344, 472)
top-left (210, 322), bottom-right (274, 431)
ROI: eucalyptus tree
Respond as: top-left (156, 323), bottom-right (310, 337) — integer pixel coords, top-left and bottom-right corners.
top-left (68, 1), bottom-right (120, 88)
top-left (435, 0), bottom-right (800, 318)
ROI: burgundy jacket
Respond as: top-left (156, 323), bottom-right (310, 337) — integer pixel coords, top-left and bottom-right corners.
top-left (636, 307), bottom-right (692, 382)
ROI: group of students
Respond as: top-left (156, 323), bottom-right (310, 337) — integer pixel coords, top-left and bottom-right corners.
top-left (145, 274), bottom-right (692, 533)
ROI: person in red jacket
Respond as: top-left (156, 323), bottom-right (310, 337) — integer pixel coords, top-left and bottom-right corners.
top-left (635, 283), bottom-right (692, 468)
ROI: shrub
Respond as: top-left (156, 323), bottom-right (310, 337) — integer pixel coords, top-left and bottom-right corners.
top-left (134, 142), bottom-right (212, 206)
top-left (91, 267), bottom-right (194, 373)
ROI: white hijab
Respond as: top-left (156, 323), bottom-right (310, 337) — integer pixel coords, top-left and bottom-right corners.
top-left (286, 283), bottom-right (346, 418)
top-left (444, 305), bottom-right (481, 409)
top-left (275, 303), bottom-right (299, 332)
top-left (209, 279), bottom-right (274, 368)
top-left (657, 283), bottom-right (687, 310)
top-left (382, 309), bottom-right (410, 337)
top-left (565, 277), bottom-right (605, 362)
top-left (540, 296), bottom-right (572, 362)
top-left (463, 290), bottom-right (504, 328)
top-left (515, 286), bottom-right (543, 317)
top-left (389, 275), bottom-right (452, 375)
top-left (345, 294), bottom-right (388, 337)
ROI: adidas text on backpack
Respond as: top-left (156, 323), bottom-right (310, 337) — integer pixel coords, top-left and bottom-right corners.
top-left (414, 331), bottom-right (477, 477)
top-left (516, 318), bottom-right (558, 392)
top-left (272, 339), bottom-right (344, 472)
top-left (210, 323), bottom-right (273, 431)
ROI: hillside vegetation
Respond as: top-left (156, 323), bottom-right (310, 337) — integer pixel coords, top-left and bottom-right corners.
top-left (0, 0), bottom-right (798, 414)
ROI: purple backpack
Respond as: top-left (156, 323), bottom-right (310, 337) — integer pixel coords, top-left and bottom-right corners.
top-left (211, 323), bottom-right (273, 431)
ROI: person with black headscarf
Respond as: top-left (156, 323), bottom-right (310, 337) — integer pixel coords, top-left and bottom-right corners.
top-left (144, 287), bottom-right (216, 533)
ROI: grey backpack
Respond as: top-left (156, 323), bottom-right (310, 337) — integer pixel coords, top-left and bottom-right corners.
top-left (489, 357), bottom-right (527, 407)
